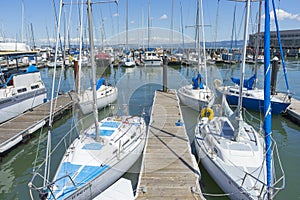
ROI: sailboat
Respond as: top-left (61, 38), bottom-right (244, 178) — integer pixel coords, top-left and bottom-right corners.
top-left (195, 0), bottom-right (285, 199)
top-left (177, 0), bottom-right (214, 111)
top-left (0, 50), bottom-right (47, 124)
top-left (76, 0), bottom-right (117, 115)
top-left (214, 0), bottom-right (291, 115)
top-left (28, 1), bottom-right (147, 199)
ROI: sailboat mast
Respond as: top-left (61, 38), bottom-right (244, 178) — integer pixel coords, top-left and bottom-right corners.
top-left (87, 0), bottom-right (100, 141)
top-left (196, 0), bottom-right (201, 70)
top-left (237, 0), bottom-right (250, 117)
top-left (78, 0), bottom-right (84, 93)
top-left (148, 0), bottom-right (150, 49)
top-left (44, 0), bottom-right (63, 187)
top-left (170, 0), bottom-right (174, 53)
top-left (271, 0), bottom-right (290, 93)
top-left (264, 0), bottom-right (272, 197)
top-left (180, 2), bottom-right (184, 50)
top-left (254, 0), bottom-right (262, 88)
top-left (126, 0), bottom-right (128, 50)
top-left (200, 0), bottom-right (208, 89)
top-left (22, 0), bottom-right (25, 43)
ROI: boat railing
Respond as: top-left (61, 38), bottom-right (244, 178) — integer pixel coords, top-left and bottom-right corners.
top-left (29, 172), bottom-right (77, 199)
top-left (240, 137), bottom-right (285, 199)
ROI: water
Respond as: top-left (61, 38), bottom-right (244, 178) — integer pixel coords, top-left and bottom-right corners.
top-left (0, 60), bottom-right (300, 199)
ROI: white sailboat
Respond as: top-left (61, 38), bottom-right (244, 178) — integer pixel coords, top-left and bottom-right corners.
top-left (194, 1), bottom-right (285, 199)
top-left (77, 77), bottom-right (118, 115)
top-left (29, 1), bottom-right (147, 199)
top-left (76, 0), bottom-right (117, 115)
top-left (177, 0), bottom-right (214, 111)
top-left (0, 51), bottom-right (47, 124)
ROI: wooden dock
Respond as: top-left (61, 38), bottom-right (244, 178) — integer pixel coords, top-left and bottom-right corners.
top-left (136, 90), bottom-right (203, 200)
top-left (0, 92), bottom-right (77, 155)
top-left (285, 97), bottom-right (300, 124)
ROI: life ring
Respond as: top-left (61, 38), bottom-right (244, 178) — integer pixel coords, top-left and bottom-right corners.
top-left (214, 79), bottom-right (222, 88)
top-left (201, 107), bottom-right (214, 120)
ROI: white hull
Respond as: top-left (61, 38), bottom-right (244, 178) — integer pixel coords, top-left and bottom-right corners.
top-left (144, 60), bottom-right (162, 66)
top-left (0, 92), bottom-right (46, 123)
top-left (195, 116), bottom-right (268, 200)
top-left (78, 87), bottom-right (118, 115)
top-left (195, 139), bottom-right (253, 200)
top-left (63, 133), bottom-right (146, 200)
top-left (0, 69), bottom-right (47, 123)
top-left (177, 84), bottom-right (214, 111)
top-left (46, 116), bottom-right (147, 200)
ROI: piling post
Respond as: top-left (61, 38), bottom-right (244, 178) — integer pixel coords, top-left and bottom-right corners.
top-left (73, 60), bottom-right (79, 93)
top-left (271, 56), bottom-right (279, 95)
top-left (163, 50), bottom-right (167, 92)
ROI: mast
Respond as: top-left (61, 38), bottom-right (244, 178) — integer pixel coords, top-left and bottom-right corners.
top-left (78, 0), bottom-right (84, 93)
top-left (170, 0), bottom-right (174, 53)
top-left (180, 2), bottom-right (184, 50)
top-left (234, 0), bottom-right (250, 141)
top-left (271, 0), bottom-right (290, 93)
top-left (126, 0), bottom-right (128, 50)
top-left (253, 0), bottom-right (262, 88)
top-left (200, 0), bottom-right (208, 90)
top-left (264, 0), bottom-right (272, 198)
top-left (87, 0), bottom-right (100, 141)
top-left (148, 0), bottom-right (150, 50)
top-left (44, 0), bottom-right (63, 187)
top-left (213, 0), bottom-right (220, 49)
top-left (196, 0), bottom-right (201, 71)
top-left (22, 0), bottom-right (25, 43)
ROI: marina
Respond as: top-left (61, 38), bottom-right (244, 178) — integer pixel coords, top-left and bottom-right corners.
top-left (0, 0), bottom-right (300, 199)
top-left (0, 62), bottom-right (299, 199)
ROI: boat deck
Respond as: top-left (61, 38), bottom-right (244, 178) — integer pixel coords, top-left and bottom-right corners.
top-left (135, 90), bottom-right (203, 200)
top-left (0, 93), bottom-right (76, 155)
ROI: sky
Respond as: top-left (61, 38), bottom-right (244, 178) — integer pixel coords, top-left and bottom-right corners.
top-left (0, 0), bottom-right (299, 46)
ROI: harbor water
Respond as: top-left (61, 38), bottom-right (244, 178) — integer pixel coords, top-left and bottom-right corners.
top-left (0, 60), bottom-right (300, 199)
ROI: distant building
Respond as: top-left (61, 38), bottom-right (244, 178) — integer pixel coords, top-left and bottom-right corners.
top-left (248, 29), bottom-right (300, 56)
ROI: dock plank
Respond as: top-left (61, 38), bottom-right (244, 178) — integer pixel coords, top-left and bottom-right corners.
top-left (136, 90), bottom-right (203, 200)
top-left (0, 93), bottom-right (75, 154)
top-left (285, 98), bottom-right (300, 124)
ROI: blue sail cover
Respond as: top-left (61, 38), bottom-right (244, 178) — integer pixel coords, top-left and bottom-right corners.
top-left (26, 65), bottom-right (39, 73)
top-left (96, 78), bottom-right (105, 90)
top-left (192, 73), bottom-right (204, 89)
top-left (231, 74), bottom-right (256, 90)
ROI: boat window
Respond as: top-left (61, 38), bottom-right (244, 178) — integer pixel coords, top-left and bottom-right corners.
top-left (17, 88), bottom-right (27, 93)
top-left (122, 139), bottom-right (130, 147)
top-left (131, 132), bottom-right (136, 139)
top-left (31, 85), bottom-right (40, 89)
top-left (222, 121), bottom-right (234, 138)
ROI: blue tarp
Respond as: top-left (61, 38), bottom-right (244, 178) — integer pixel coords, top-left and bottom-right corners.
top-left (231, 74), bottom-right (256, 90)
top-left (96, 78), bottom-right (105, 90)
top-left (26, 65), bottom-right (38, 73)
top-left (192, 73), bottom-right (204, 89)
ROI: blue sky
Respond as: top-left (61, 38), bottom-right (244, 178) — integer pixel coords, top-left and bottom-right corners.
top-left (0, 0), bottom-right (299, 45)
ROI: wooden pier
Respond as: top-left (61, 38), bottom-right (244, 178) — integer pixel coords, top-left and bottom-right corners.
top-left (136, 90), bottom-right (203, 200)
top-left (0, 92), bottom-right (76, 155)
top-left (285, 97), bottom-right (300, 124)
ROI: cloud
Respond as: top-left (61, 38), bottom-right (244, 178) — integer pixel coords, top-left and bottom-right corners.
top-left (130, 20), bottom-right (135, 24)
top-left (267, 9), bottom-right (300, 22)
top-left (113, 12), bottom-right (119, 17)
top-left (159, 14), bottom-right (168, 20)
